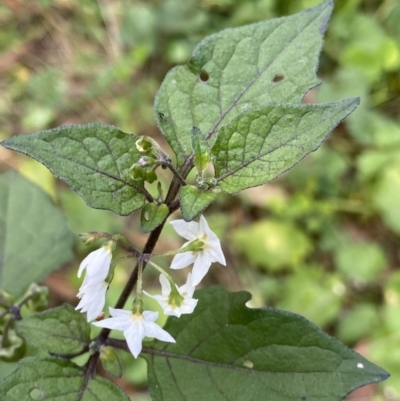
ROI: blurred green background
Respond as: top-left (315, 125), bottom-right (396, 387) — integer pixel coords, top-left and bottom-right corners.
top-left (1, 0), bottom-right (400, 399)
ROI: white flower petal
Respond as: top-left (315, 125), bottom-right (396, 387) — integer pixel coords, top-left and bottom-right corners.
top-left (109, 307), bottom-right (132, 318)
top-left (92, 316), bottom-right (129, 331)
top-left (207, 242), bottom-right (226, 265)
top-left (198, 215), bottom-right (210, 237)
top-left (142, 310), bottom-right (159, 322)
top-left (170, 220), bottom-right (199, 240)
top-left (75, 281), bottom-right (108, 322)
top-left (124, 323), bottom-right (145, 358)
top-left (191, 252), bottom-right (212, 285)
top-left (170, 252), bottom-right (197, 270)
top-left (180, 298), bottom-right (198, 314)
top-left (159, 274), bottom-right (171, 296)
top-left (143, 320), bottom-right (175, 343)
top-left (77, 246), bottom-right (112, 281)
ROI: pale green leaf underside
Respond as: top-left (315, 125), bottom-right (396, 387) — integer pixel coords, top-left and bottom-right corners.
top-left (155, 1), bottom-right (332, 164)
top-left (0, 357), bottom-right (129, 401)
top-left (179, 186), bottom-right (216, 221)
top-left (141, 203), bottom-right (169, 233)
top-left (145, 287), bottom-right (388, 401)
top-left (16, 304), bottom-right (90, 354)
top-left (0, 171), bottom-right (74, 297)
top-left (212, 99), bottom-right (359, 194)
top-left (1, 123), bottom-right (146, 215)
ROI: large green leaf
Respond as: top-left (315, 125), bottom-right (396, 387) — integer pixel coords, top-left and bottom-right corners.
top-left (0, 171), bottom-right (74, 298)
top-left (16, 304), bottom-right (90, 355)
top-left (154, 1), bottom-right (333, 165)
top-left (1, 123), bottom-right (147, 215)
top-left (0, 357), bottom-right (129, 401)
top-left (144, 286), bottom-right (388, 401)
top-left (211, 100), bottom-right (359, 194)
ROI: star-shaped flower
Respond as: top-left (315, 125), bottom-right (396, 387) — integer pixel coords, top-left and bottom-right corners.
top-left (144, 273), bottom-right (198, 317)
top-left (93, 308), bottom-right (175, 358)
top-left (170, 215), bottom-right (225, 285)
top-left (75, 245), bottom-right (113, 322)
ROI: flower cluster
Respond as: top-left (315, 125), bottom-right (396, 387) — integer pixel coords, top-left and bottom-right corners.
top-left (75, 215), bottom-right (225, 358)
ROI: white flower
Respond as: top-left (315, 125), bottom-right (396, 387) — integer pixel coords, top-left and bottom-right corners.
top-left (170, 215), bottom-right (225, 285)
top-left (75, 246), bottom-right (113, 322)
top-left (144, 273), bottom-right (198, 317)
top-left (77, 246), bottom-right (112, 282)
top-left (93, 308), bottom-right (175, 358)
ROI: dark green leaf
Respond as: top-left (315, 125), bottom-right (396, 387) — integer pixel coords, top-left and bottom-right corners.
top-left (1, 124), bottom-right (148, 215)
top-left (0, 171), bottom-right (74, 298)
top-left (179, 186), bottom-right (217, 221)
top-left (140, 203), bottom-right (169, 233)
top-left (16, 304), bottom-right (90, 354)
top-left (0, 357), bottom-right (130, 401)
top-left (155, 1), bottom-right (333, 164)
top-left (212, 100), bottom-right (359, 194)
top-left (144, 286), bottom-right (389, 401)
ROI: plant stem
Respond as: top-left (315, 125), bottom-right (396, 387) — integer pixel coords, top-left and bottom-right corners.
top-left (161, 160), bottom-right (187, 186)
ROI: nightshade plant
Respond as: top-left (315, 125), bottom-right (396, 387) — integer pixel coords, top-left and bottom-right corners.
top-left (0, 1), bottom-right (390, 400)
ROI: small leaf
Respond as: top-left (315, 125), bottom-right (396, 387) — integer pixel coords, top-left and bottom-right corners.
top-left (0, 171), bottom-right (74, 298)
top-left (212, 100), bottom-right (359, 194)
top-left (140, 203), bottom-right (169, 233)
top-left (16, 304), bottom-right (90, 355)
top-left (0, 357), bottom-right (130, 401)
top-left (192, 127), bottom-right (211, 174)
top-left (144, 286), bottom-right (389, 401)
top-left (155, 1), bottom-right (333, 164)
top-left (100, 346), bottom-right (123, 378)
top-left (179, 186), bottom-right (217, 221)
top-left (1, 123), bottom-right (147, 215)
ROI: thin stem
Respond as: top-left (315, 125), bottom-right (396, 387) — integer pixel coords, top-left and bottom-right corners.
top-left (160, 161), bottom-right (187, 186)
top-left (146, 259), bottom-right (174, 282)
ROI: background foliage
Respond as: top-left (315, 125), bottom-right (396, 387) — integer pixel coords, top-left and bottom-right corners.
top-left (0, 0), bottom-right (399, 399)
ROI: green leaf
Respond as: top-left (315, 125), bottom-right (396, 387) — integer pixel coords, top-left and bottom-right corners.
top-left (144, 286), bottom-right (388, 401)
top-left (100, 346), bottom-right (123, 378)
top-left (155, 1), bottom-right (333, 164)
top-left (212, 100), bottom-right (359, 194)
top-left (192, 127), bottom-right (211, 174)
top-left (0, 171), bottom-right (74, 298)
top-left (140, 203), bottom-right (169, 233)
top-left (0, 357), bottom-right (130, 401)
top-left (1, 123), bottom-right (148, 215)
top-left (16, 304), bottom-right (90, 354)
top-left (179, 185), bottom-right (217, 221)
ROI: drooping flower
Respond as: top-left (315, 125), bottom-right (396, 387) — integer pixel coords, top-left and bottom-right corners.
top-left (93, 308), bottom-right (175, 358)
top-left (144, 273), bottom-right (198, 317)
top-left (76, 245), bottom-right (113, 322)
top-left (170, 215), bottom-right (225, 285)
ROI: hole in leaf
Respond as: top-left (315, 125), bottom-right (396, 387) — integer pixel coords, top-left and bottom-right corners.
top-left (199, 70), bottom-right (209, 82)
top-left (29, 388), bottom-right (45, 400)
top-left (272, 74), bottom-right (284, 83)
top-left (144, 211), bottom-right (150, 221)
top-left (243, 360), bottom-right (253, 368)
